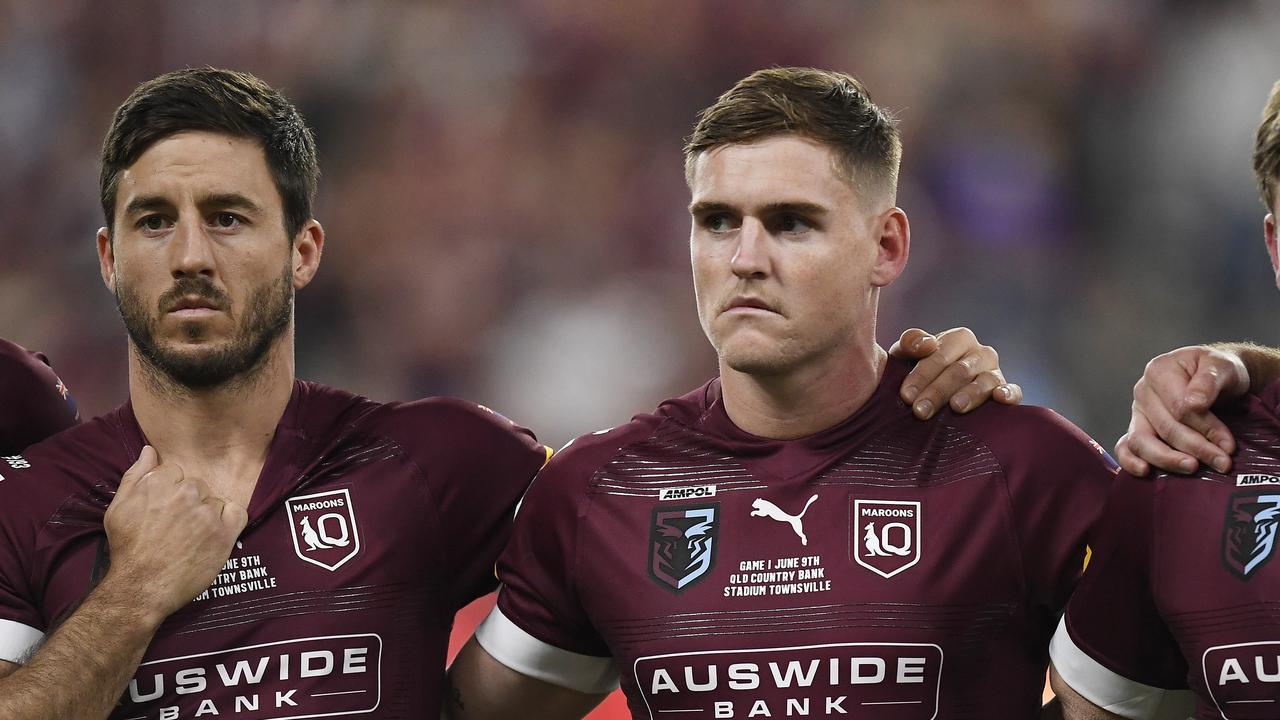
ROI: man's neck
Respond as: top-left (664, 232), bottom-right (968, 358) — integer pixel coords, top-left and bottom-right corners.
top-left (719, 343), bottom-right (887, 440)
top-left (127, 341), bottom-right (295, 503)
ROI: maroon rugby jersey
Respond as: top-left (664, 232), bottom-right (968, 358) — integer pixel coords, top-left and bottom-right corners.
top-left (0, 338), bottom-right (79, 454)
top-left (1052, 379), bottom-right (1280, 719)
top-left (479, 358), bottom-right (1114, 719)
top-left (0, 381), bottom-right (547, 720)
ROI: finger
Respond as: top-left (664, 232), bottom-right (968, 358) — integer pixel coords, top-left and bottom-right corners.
top-left (1180, 410), bottom-right (1236, 471)
top-left (932, 327), bottom-right (981, 360)
top-left (120, 445), bottom-right (160, 487)
top-left (138, 463), bottom-right (184, 489)
top-left (1113, 435), bottom-right (1150, 477)
top-left (1181, 363), bottom-right (1229, 414)
top-left (914, 352), bottom-right (985, 418)
top-left (1125, 429), bottom-right (1200, 475)
top-left (995, 383), bottom-right (1022, 405)
top-left (894, 332), bottom-right (939, 404)
top-left (889, 328), bottom-right (937, 359)
top-left (900, 329), bottom-right (973, 404)
top-left (1126, 399), bottom-right (1202, 474)
top-left (1136, 380), bottom-right (1231, 472)
top-left (220, 500), bottom-right (249, 531)
top-left (1202, 415), bottom-right (1238, 456)
top-left (1137, 352), bottom-right (1194, 418)
top-left (949, 370), bottom-right (1004, 413)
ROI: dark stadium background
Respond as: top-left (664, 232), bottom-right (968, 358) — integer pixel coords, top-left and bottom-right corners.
top-left (4, 1), bottom-right (1280, 714)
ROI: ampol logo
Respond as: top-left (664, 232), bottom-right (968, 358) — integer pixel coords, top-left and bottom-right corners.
top-left (851, 499), bottom-right (921, 579)
top-left (286, 489), bottom-right (361, 571)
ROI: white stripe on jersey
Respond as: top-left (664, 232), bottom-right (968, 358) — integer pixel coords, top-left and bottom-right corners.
top-left (475, 606), bottom-right (619, 694)
top-left (0, 619), bottom-right (43, 664)
top-left (1049, 617), bottom-right (1195, 719)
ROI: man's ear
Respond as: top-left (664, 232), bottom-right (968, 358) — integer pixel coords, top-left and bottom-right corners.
top-left (97, 227), bottom-right (116, 292)
top-left (869, 207), bottom-right (910, 288)
top-left (291, 220), bottom-right (325, 289)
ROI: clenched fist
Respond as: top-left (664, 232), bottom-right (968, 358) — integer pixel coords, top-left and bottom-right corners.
top-left (102, 446), bottom-right (248, 624)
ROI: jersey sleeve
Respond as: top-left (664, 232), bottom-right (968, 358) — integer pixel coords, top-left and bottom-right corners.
top-left (0, 342), bottom-right (79, 455)
top-left (1049, 472), bottom-right (1195, 718)
top-left (0, 481), bottom-right (46, 663)
top-left (393, 399), bottom-right (549, 612)
top-left (982, 406), bottom-right (1117, 613)
top-left (478, 432), bottom-right (622, 694)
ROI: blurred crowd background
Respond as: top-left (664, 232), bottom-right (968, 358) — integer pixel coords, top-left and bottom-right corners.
top-left (4, 0), bottom-right (1280, 472)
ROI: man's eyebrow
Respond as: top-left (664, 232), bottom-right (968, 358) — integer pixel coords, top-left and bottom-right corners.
top-left (688, 200), bottom-right (830, 217)
top-left (759, 201), bottom-right (829, 217)
top-left (688, 200), bottom-right (734, 216)
top-left (122, 195), bottom-right (175, 217)
top-left (199, 193), bottom-right (264, 214)
top-left (121, 193), bottom-right (265, 217)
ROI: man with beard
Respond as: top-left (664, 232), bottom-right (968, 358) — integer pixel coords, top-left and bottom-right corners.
top-left (445, 68), bottom-right (1114, 719)
top-left (0, 68), bottom-right (1010, 718)
top-left (0, 68), bottom-right (551, 718)
top-left (0, 338), bottom-right (79, 454)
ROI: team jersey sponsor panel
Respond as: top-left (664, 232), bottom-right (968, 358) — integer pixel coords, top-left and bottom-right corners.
top-left (634, 642), bottom-right (942, 719)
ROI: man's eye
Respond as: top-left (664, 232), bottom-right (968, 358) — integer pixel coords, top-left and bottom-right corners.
top-left (778, 214), bottom-right (811, 233)
top-left (213, 213), bottom-right (240, 229)
top-left (140, 216), bottom-right (168, 231)
top-left (705, 214), bottom-right (736, 232)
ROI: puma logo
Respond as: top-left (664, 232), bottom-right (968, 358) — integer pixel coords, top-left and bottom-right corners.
top-left (863, 522), bottom-right (910, 556)
top-left (750, 495), bottom-right (819, 546)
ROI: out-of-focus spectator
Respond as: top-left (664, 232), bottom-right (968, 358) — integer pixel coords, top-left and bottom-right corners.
top-left (2, 0), bottom-right (1278, 455)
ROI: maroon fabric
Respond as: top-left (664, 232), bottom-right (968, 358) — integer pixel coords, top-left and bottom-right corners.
top-left (0, 381), bottom-right (546, 719)
top-left (0, 338), bottom-right (79, 454)
top-left (497, 357), bottom-right (1115, 719)
top-left (1065, 378), bottom-right (1280, 718)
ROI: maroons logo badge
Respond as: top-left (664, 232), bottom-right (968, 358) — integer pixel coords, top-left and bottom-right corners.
top-left (852, 499), bottom-right (921, 579)
top-left (1223, 492), bottom-right (1280, 580)
top-left (649, 503), bottom-right (719, 592)
top-left (286, 489), bottom-right (361, 572)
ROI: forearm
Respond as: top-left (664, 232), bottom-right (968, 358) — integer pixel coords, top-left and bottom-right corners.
top-left (1211, 341), bottom-right (1280, 394)
top-left (0, 576), bottom-right (161, 719)
top-left (445, 638), bottom-right (605, 720)
top-left (1049, 666), bottom-right (1126, 720)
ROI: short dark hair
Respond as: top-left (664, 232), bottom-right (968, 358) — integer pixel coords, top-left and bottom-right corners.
top-left (100, 67), bottom-right (318, 240)
top-left (684, 67), bottom-right (901, 198)
top-left (1254, 80), bottom-right (1280, 211)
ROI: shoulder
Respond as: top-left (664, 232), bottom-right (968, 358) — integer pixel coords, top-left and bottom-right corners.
top-left (948, 402), bottom-right (1115, 472)
top-left (291, 382), bottom-right (535, 451)
top-left (12, 412), bottom-right (128, 478)
top-left (528, 407), bottom-right (674, 503)
top-left (0, 413), bottom-right (128, 531)
top-left (0, 339), bottom-right (79, 453)
top-left (329, 391), bottom-right (549, 488)
top-left (370, 396), bottom-right (541, 451)
top-left (0, 338), bottom-right (51, 378)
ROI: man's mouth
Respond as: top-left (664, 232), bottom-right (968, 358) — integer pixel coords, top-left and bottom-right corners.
top-left (722, 296), bottom-right (779, 315)
top-left (167, 295), bottom-right (223, 316)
